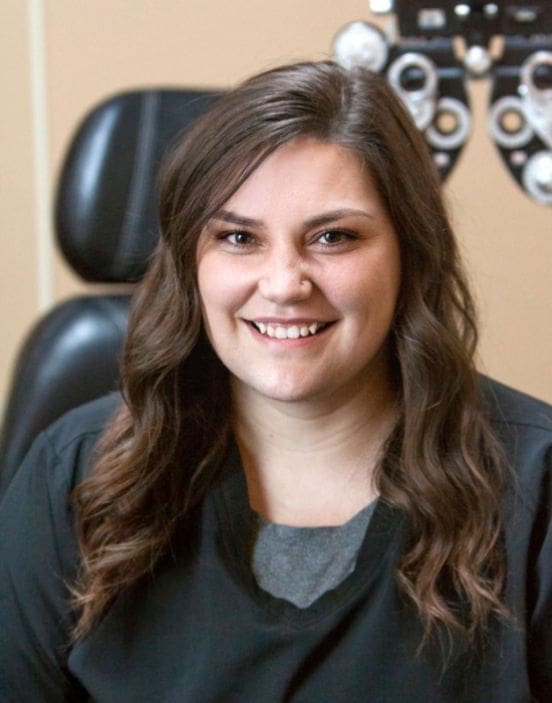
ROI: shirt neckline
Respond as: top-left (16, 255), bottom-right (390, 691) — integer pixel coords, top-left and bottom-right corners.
top-left (255, 497), bottom-right (378, 531)
top-left (212, 441), bottom-right (408, 627)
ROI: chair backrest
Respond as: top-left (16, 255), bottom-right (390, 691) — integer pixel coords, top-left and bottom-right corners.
top-left (0, 88), bottom-right (219, 497)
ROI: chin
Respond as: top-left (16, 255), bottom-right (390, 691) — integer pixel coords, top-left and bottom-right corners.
top-left (256, 384), bottom-right (314, 404)
top-left (233, 371), bottom-right (319, 404)
top-left (255, 375), bottom-right (343, 405)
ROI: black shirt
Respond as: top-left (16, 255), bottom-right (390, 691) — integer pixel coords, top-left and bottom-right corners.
top-left (1, 378), bottom-right (551, 702)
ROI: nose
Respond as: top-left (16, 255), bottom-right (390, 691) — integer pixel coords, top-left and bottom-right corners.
top-left (257, 246), bottom-right (313, 305)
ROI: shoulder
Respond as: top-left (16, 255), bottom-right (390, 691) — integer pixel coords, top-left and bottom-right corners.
top-left (0, 393), bottom-right (123, 586)
top-left (1, 393), bottom-right (124, 502)
top-left (480, 375), bottom-right (552, 433)
top-left (43, 392), bottom-right (122, 449)
top-left (480, 376), bottom-right (552, 467)
top-left (480, 376), bottom-right (551, 505)
top-left (43, 393), bottom-right (123, 488)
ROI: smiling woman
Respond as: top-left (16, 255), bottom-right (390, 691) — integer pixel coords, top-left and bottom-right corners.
top-left (1, 61), bottom-right (551, 702)
top-left (197, 138), bottom-right (400, 414)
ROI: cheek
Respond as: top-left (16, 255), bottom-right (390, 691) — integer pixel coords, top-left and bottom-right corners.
top-left (197, 260), bottom-right (223, 331)
top-left (324, 255), bottom-right (400, 314)
top-left (197, 257), bottom-right (228, 309)
top-left (197, 256), bottom-right (248, 327)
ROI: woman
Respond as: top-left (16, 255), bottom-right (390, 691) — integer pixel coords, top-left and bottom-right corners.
top-left (1, 61), bottom-right (551, 701)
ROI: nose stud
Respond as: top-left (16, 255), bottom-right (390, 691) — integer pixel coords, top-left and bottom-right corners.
top-left (258, 262), bottom-right (313, 303)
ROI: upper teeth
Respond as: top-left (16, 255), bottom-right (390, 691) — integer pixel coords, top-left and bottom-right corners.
top-left (254, 322), bottom-right (326, 339)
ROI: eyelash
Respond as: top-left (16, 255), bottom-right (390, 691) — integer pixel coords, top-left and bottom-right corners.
top-left (218, 231), bottom-right (257, 247)
top-left (316, 229), bottom-right (356, 246)
top-left (217, 229), bottom-right (357, 249)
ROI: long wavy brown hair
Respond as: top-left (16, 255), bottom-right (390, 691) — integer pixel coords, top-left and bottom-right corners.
top-left (72, 61), bottom-right (508, 644)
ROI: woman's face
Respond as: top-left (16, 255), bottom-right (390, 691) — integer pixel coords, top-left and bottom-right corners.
top-left (196, 137), bottom-right (401, 407)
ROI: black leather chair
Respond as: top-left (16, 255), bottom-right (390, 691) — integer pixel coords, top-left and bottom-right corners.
top-left (0, 88), bottom-right (219, 498)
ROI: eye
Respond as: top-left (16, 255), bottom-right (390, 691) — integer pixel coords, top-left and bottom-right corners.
top-left (316, 229), bottom-right (356, 246)
top-left (219, 230), bottom-right (257, 247)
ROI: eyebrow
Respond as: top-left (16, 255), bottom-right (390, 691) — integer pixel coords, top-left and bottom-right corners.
top-left (212, 208), bottom-right (375, 229)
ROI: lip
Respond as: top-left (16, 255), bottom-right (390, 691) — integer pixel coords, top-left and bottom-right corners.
top-left (245, 317), bottom-right (333, 325)
top-left (243, 318), bottom-right (337, 345)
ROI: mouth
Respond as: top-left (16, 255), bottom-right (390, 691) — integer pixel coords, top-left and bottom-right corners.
top-left (247, 320), bottom-right (334, 340)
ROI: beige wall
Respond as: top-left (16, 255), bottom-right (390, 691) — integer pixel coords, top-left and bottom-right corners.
top-left (1, 0), bottom-right (551, 418)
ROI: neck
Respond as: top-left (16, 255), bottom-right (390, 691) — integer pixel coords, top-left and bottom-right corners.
top-left (231, 369), bottom-right (398, 527)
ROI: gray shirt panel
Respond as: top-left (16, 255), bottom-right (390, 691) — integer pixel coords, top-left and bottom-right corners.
top-left (252, 500), bottom-right (377, 608)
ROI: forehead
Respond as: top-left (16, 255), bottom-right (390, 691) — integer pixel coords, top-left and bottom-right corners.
top-left (220, 137), bottom-right (386, 218)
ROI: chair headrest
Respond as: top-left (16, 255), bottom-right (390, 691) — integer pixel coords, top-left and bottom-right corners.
top-left (55, 89), bottom-right (219, 283)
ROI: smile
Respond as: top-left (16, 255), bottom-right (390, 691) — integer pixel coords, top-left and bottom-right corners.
top-left (249, 321), bottom-right (331, 339)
